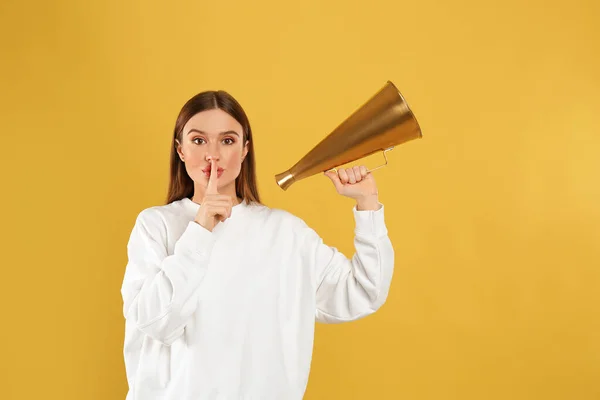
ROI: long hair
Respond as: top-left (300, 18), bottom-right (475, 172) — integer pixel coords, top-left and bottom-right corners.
top-left (165, 90), bottom-right (261, 205)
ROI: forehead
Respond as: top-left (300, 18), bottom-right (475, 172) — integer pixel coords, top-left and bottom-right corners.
top-left (183, 109), bottom-right (243, 135)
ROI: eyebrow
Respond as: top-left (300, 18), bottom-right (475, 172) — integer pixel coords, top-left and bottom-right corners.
top-left (186, 129), bottom-right (240, 137)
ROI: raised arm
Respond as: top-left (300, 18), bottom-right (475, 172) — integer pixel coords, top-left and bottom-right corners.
top-left (310, 204), bottom-right (394, 322)
top-left (312, 166), bottom-right (395, 322)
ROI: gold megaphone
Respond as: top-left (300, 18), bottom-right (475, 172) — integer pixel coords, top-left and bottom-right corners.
top-left (275, 81), bottom-right (422, 190)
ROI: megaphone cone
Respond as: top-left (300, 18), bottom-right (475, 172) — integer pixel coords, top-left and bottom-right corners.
top-left (275, 81), bottom-right (422, 190)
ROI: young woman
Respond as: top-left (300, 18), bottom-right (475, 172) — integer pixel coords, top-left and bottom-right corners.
top-left (120, 90), bottom-right (395, 400)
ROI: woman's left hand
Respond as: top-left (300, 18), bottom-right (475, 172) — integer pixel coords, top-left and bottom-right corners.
top-left (324, 165), bottom-right (381, 210)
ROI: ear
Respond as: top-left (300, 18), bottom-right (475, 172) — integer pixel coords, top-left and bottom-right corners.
top-left (174, 138), bottom-right (184, 161)
top-left (242, 140), bottom-right (249, 161)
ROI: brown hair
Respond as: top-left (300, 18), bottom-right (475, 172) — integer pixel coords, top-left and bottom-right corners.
top-left (165, 90), bottom-right (261, 205)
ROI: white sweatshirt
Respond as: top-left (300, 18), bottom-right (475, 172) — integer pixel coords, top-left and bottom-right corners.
top-left (121, 197), bottom-right (394, 400)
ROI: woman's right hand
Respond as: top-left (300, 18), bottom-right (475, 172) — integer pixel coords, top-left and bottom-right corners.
top-left (194, 159), bottom-right (233, 232)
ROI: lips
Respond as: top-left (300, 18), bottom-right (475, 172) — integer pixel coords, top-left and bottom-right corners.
top-left (202, 167), bottom-right (224, 178)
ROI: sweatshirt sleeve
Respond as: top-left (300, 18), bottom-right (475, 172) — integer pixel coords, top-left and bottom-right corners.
top-left (120, 208), bottom-right (215, 345)
top-left (309, 204), bottom-right (395, 323)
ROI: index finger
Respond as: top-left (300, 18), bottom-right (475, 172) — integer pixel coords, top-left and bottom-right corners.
top-left (206, 159), bottom-right (219, 194)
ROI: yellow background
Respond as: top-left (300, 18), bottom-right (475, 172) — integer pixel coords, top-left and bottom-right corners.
top-left (1, 0), bottom-right (599, 398)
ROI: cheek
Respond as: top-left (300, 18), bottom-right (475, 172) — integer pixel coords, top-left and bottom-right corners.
top-left (185, 154), bottom-right (204, 166)
top-left (183, 147), bottom-right (204, 165)
top-left (226, 149), bottom-right (243, 170)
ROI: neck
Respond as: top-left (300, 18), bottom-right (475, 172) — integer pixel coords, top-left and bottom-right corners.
top-left (192, 181), bottom-right (240, 205)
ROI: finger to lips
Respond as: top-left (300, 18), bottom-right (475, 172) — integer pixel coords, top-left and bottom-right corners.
top-left (207, 159), bottom-right (218, 194)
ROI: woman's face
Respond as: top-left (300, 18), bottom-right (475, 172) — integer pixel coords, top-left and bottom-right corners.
top-left (177, 109), bottom-right (249, 194)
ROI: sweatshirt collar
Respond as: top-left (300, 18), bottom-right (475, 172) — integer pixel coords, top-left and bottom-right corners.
top-left (182, 197), bottom-right (249, 217)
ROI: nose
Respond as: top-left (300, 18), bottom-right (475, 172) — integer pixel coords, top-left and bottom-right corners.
top-left (205, 150), bottom-right (220, 163)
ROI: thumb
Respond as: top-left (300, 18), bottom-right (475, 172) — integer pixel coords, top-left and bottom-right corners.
top-left (324, 170), bottom-right (343, 192)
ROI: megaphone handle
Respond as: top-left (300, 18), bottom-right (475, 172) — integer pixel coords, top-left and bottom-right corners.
top-left (327, 147), bottom-right (394, 174)
top-left (366, 147), bottom-right (394, 173)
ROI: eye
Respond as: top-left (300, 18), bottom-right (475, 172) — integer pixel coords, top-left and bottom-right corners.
top-left (192, 137), bottom-right (206, 145)
top-left (223, 137), bottom-right (236, 145)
